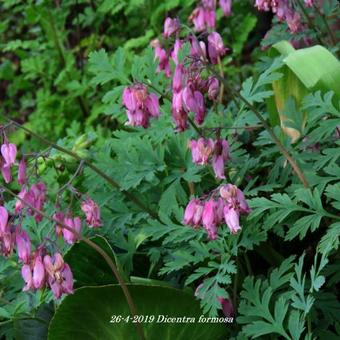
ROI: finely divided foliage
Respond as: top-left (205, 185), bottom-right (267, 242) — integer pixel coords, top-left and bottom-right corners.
top-left (0, 0), bottom-right (339, 339)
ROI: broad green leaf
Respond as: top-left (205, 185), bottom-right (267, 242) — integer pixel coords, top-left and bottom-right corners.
top-left (48, 285), bottom-right (228, 340)
top-left (268, 42), bottom-right (340, 142)
top-left (64, 236), bottom-right (125, 288)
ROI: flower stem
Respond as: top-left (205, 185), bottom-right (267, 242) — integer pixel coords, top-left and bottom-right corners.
top-left (0, 185), bottom-right (146, 340)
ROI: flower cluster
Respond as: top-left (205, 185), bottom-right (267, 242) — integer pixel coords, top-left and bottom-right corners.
top-left (170, 33), bottom-right (224, 130)
top-left (189, 138), bottom-right (230, 179)
top-left (150, 11), bottom-right (228, 131)
top-left (255, 0), bottom-right (302, 33)
top-left (189, 0), bottom-right (233, 32)
top-left (183, 184), bottom-right (250, 239)
top-left (122, 83), bottom-right (160, 128)
top-left (0, 138), bottom-right (102, 299)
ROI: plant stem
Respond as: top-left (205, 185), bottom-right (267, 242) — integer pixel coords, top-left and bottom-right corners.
top-left (2, 116), bottom-right (160, 220)
top-left (206, 66), bottom-right (310, 188)
top-left (0, 185), bottom-right (146, 340)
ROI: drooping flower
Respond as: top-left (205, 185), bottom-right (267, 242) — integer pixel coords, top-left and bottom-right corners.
top-left (217, 297), bottom-right (234, 317)
top-left (151, 39), bottom-right (171, 77)
top-left (43, 252), bottom-right (74, 299)
top-left (219, 0), bottom-right (232, 16)
top-left (223, 205), bottom-right (241, 234)
top-left (202, 199), bottom-right (219, 240)
top-left (212, 139), bottom-right (230, 179)
top-left (219, 184), bottom-right (250, 233)
top-left (122, 84), bottom-right (160, 128)
top-left (1, 230), bottom-right (14, 256)
top-left (173, 64), bottom-right (185, 93)
top-left (182, 87), bottom-right (206, 124)
top-left (14, 183), bottom-right (46, 220)
top-left (170, 39), bottom-right (183, 65)
top-left (18, 159), bottom-right (26, 186)
top-left (189, 7), bottom-right (206, 32)
top-left (207, 77), bottom-right (220, 100)
top-left (183, 198), bottom-right (204, 227)
top-left (190, 38), bottom-right (207, 60)
top-left (63, 216), bottom-right (82, 244)
top-left (81, 198), bottom-right (101, 228)
top-left (1, 143), bottom-right (17, 166)
top-left (163, 17), bottom-right (180, 38)
top-left (208, 32), bottom-right (227, 64)
top-left (1, 164), bottom-right (11, 183)
top-left (0, 206), bottom-right (9, 234)
top-left (15, 229), bottom-right (31, 264)
top-left (21, 249), bottom-right (45, 291)
top-left (188, 138), bottom-right (215, 165)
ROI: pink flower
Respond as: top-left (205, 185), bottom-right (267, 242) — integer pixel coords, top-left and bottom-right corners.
top-left (172, 91), bottom-right (188, 131)
top-left (217, 297), bottom-right (234, 316)
top-left (286, 10), bottom-right (301, 33)
top-left (182, 87), bottom-right (205, 123)
top-left (207, 77), bottom-right (220, 100)
top-left (183, 198), bottom-right (204, 227)
top-left (44, 253), bottom-right (74, 299)
top-left (1, 230), bottom-right (14, 256)
top-left (220, 184), bottom-right (250, 214)
top-left (190, 38), bottom-right (207, 60)
top-left (189, 7), bottom-right (206, 32)
top-left (1, 164), bottom-right (11, 183)
top-left (29, 183), bottom-right (46, 222)
top-left (145, 93), bottom-right (160, 118)
top-left (219, 0), bottom-right (232, 16)
top-left (223, 205), bottom-right (240, 234)
top-left (204, 9), bottom-right (216, 29)
top-left (81, 198), bottom-right (101, 228)
top-left (163, 17), bottom-right (180, 38)
top-left (18, 159), bottom-right (26, 186)
top-left (208, 32), bottom-right (227, 64)
top-left (202, 199), bottom-right (218, 240)
top-left (193, 91), bottom-right (206, 125)
top-left (304, 0), bottom-right (313, 7)
top-left (21, 264), bottom-right (34, 291)
top-left (219, 184), bottom-right (250, 233)
top-left (22, 250), bottom-right (46, 291)
top-left (63, 216), bottom-right (81, 244)
top-left (189, 138), bottom-right (215, 165)
top-left (1, 143), bottom-right (17, 166)
top-left (173, 64), bottom-right (185, 93)
top-left (15, 188), bottom-right (28, 213)
top-left (122, 84), bottom-right (160, 128)
top-left (152, 39), bottom-right (171, 77)
top-left (170, 39), bottom-right (183, 65)
top-left (212, 139), bottom-right (229, 179)
top-left (122, 87), bottom-right (138, 112)
top-left (16, 229), bottom-right (31, 264)
top-left (0, 206), bottom-right (9, 234)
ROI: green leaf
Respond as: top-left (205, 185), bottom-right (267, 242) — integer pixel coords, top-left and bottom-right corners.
top-left (267, 42), bottom-right (340, 141)
top-left (48, 285), bottom-right (228, 340)
top-left (64, 236), bottom-right (125, 288)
